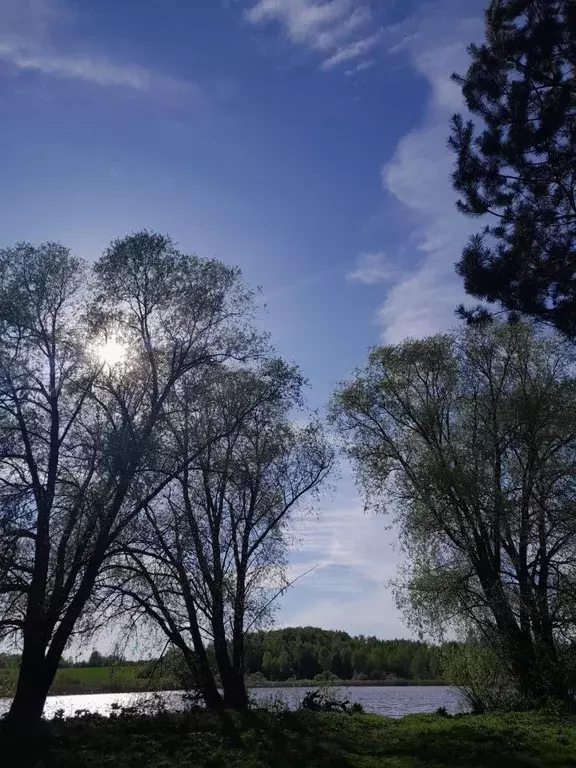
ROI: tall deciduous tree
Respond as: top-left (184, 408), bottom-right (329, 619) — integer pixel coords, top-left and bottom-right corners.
top-left (0, 232), bottom-right (263, 723)
top-left (114, 363), bottom-right (332, 710)
top-left (332, 322), bottom-right (576, 702)
top-left (449, 0), bottom-right (576, 337)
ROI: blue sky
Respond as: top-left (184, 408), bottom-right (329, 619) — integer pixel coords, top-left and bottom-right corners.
top-left (0, 0), bottom-right (485, 641)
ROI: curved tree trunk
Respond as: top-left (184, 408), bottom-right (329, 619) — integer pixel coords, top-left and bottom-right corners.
top-left (8, 639), bottom-right (55, 724)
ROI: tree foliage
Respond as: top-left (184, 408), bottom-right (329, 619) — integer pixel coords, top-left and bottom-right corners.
top-left (450, 0), bottom-right (576, 336)
top-left (332, 322), bottom-right (576, 702)
top-left (244, 627), bottom-right (444, 681)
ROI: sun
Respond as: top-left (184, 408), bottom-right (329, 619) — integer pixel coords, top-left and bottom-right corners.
top-left (94, 337), bottom-right (127, 369)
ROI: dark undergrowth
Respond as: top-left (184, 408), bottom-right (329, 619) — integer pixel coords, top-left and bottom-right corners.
top-left (2, 709), bottom-right (576, 767)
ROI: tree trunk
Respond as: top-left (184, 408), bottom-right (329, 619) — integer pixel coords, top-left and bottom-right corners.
top-left (504, 628), bottom-right (557, 703)
top-left (222, 669), bottom-right (249, 711)
top-left (228, 585), bottom-right (248, 711)
top-left (181, 646), bottom-right (224, 711)
top-left (534, 631), bottom-right (570, 702)
top-left (198, 676), bottom-right (226, 712)
top-left (211, 615), bottom-right (248, 711)
top-left (8, 678), bottom-right (50, 725)
top-left (8, 642), bottom-right (55, 724)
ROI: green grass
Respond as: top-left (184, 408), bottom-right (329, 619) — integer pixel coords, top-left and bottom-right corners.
top-left (2, 710), bottom-right (576, 768)
top-left (0, 665), bottom-right (178, 696)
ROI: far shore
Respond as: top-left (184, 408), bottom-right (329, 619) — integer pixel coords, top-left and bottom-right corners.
top-left (246, 679), bottom-right (447, 689)
top-left (0, 658), bottom-right (450, 701)
top-left (1, 677), bottom-right (448, 699)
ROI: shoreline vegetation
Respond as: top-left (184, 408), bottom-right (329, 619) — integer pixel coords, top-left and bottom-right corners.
top-left (3, 710), bottom-right (576, 768)
top-left (0, 664), bottom-right (448, 698)
top-left (0, 629), bottom-right (452, 699)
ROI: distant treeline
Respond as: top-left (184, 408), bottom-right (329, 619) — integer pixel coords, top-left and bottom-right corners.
top-left (244, 627), bottom-right (448, 681)
top-left (0, 628), bottom-right (452, 683)
top-left (0, 650), bottom-right (133, 670)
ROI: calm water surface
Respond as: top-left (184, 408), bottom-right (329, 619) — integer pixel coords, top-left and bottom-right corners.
top-left (0, 686), bottom-right (465, 719)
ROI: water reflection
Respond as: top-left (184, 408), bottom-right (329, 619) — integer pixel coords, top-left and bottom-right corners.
top-left (0, 685), bottom-right (466, 720)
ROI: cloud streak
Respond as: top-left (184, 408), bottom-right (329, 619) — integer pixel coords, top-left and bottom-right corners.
top-left (320, 31), bottom-right (382, 70)
top-left (290, 496), bottom-right (401, 590)
top-left (246, 0), bottom-right (381, 72)
top-left (345, 59), bottom-right (375, 76)
top-left (0, 39), bottom-right (192, 93)
top-left (0, 0), bottom-right (196, 96)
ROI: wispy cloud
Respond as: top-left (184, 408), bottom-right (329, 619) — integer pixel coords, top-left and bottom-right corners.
top-left (246, 0), bottom-right (381, 72)
top-left (347, 252), bottom-right (396, 285)
top-left (0, 0), bottom-right (197, 96)
top-left (345, 59), bottom-right (375, 76)
top-left (264, 261), bottom-right (349, 301)
top-left (320, 30), bottom-right (381, 70)
top-left (0, 39), bottom-right (192, 94)
top-left (281, 588), bottom-right (410, 637)
top-left (371, 3), bottom-right (483, 343)
top-left (280, 491), bottom-right (410, 636)
top-left (290, 496), bottom-right (401, 589)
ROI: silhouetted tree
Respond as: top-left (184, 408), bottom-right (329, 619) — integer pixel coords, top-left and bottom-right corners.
top-left (450, 0), bottom-right (576, 337)
top-left (88, 650), bottom-right (104, 668)
top-left (0, 232), bottom-right (263, 724)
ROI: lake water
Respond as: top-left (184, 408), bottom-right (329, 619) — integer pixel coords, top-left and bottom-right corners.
top-left (0, 685), bottom-right (465, 719)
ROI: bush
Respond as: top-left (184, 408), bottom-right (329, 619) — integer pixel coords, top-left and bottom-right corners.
top-left (313, 671), bottom-right (339, 682)
top-left (135, 662), bottom-right (155, 680)
top-left (442, 642), bottom-right (524, 714)
top-left (251, 692), bottom-right (290, 715)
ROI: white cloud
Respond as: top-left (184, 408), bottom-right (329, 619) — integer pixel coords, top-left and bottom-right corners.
top-left (246, 0), bottom-right (380, 72)
top-left (246, 0), bottom-right (354, 45)
top-left (372, 5), bottom-right (483, 343)
top-left (0, 39), bottom-right (191, 93)
top-left (414, 43), bottom-right (471, 112)
top-left (278, 488), bottom-right (410, 637)
top-left (282, 588), bottom-right (411, 638)
top-left (347, 251), bottom-right (396, 285)
top-left (0, 0), bottom-right (196, 96)
top-left (345, 59), bottom-right (375, 76)
top-left (320, 30), bottom-right (381, 70)
top-left (291, 500), bottom-right (401, 586)
top-left (376, 253), bottom-right (461, 344)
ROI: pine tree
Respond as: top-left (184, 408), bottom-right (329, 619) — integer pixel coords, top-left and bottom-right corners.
top-left (450, 0), bottom-right (576, 337)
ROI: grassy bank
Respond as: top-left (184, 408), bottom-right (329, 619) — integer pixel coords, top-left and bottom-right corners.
top-left (2, 710), bottom-right (576, 767)
top-left (0, 665), bottom-right (177, 697)
top-left (0, 666), bottom-right (445, 697)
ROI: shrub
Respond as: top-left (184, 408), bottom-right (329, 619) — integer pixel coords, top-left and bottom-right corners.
top-left (442, 642), bottom-right (524, 714)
